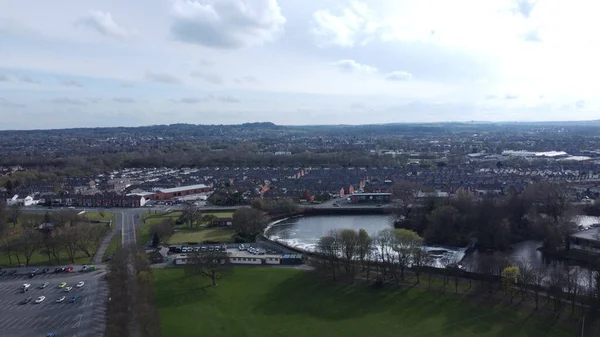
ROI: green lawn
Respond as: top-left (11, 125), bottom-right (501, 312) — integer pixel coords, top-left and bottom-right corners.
top-left (153, 268), bottom-right (586, 337)
top-left (83, 211), bottom-right (115, 221)
top-left (103, 232), bottom-right (121, 261)
top-left (167, 227), bottom-right (234, 244)
top-left (0, 249), bottom-right (93, 268)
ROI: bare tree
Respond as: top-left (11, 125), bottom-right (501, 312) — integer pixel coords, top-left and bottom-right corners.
top-left (338, 229), bottom-right (359, 278)
top-left (9, 203), bottom-right (20, 228)
top-left (516, 260), bottom-right (534, 301)
top-left (374, 229), bottom-right (399, 282)
top-left (316, 231), bottom-right (340, 281)
top-left (186, 250), bottom-right (231, 286)
top-left (411, 248), bottom-right (432, 284)
top-left (18, 228), bottom-right (43, 265)
top-left (74, 224), bottom-right (106, 257)
top-left (59, 227), bottom-right (80, 263)
top-left (356, 229), bottom-right (372, 272)
top-left (546, 268), bottom-right (566, 312)
top-left (531, 267), bottom-right (547, 309)
top-left (391, 181), bottom-right (419, 218)
top-left (0, 236), bottom-right (18, 266)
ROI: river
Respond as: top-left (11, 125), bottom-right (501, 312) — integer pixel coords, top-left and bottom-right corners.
top-left (266, 214), bottom-right (600, 275)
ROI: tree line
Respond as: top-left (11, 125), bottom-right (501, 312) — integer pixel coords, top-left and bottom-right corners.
top-left (392, 181), bottom-right (577, 251)
top-left (313, 227), bottom-right (600, 314)
top-left (0, 204), bottom-right (108, 266)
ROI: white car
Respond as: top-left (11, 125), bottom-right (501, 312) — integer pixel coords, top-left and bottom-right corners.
top-left (40, 282), bottom-right (49, 289)
top-left (22, 283), bottom-right (31, 289)
top-left (64, 287), bottom-right (73, 292)
top-left (35, 296), bottom-right (45, 304)
top-left (76, 281), bottom-right (85, 288)
top-left (56, 296), bottom-right (66, 303)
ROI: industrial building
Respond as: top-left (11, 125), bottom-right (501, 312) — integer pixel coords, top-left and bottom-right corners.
top-left (347, 192), bottom-right (392, 204)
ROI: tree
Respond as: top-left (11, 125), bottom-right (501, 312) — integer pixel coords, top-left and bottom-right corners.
top-left (149, 218), bottom-right (174, 242)
top-left (337, 229), bottom-right (359, 278)
top-left (391, 181), bottom-right (418, 218)
top-left (525, 182), bottom-right (571, 223)
top-left (151, 232), bottom-right (160, 248)
top-left (74, 224), bottom-right (106, 258)
top-left (374, 229), bottom-right (399, 282)
top-left (18, 229), bottom-right (43, 265)
top-left (502, 266), bottom-right (520, 304)
top-left (186, 250), bottom-right (231, 286)
top-left (316, 231), bottom-right (340, 281)
top-left (394, 229), bottom-right (423, 280)
top-left (231, 207), bottom-right (267, 238)
top-left (9, 203), bottom-right (20, 228)
top-left (425, 205), bottom-right (460, 246)
top-left (356, 229), bottom-right (372, 271)
top-left (531, 267), bottom-right (547, 309)
top-left (411, 247), bottom-right (432, 284)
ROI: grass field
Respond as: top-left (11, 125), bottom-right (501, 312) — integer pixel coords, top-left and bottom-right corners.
top-left (0, 248), bottom-right (93, 268)
top-left (83, 211), bottom-right (115, 221)
top-left (153, 268), bottom-right (585, 337)
top-left (103, 232), bottom-right (121, 261)
top-left (167, 227), bottom-right (234, 244)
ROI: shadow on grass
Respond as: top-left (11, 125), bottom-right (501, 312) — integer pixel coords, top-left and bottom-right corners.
top-left (253, 271), bottom-right (577, 337)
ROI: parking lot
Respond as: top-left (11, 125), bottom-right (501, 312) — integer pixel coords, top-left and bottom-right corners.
top-left (0, 268), bottom-right (108, 337)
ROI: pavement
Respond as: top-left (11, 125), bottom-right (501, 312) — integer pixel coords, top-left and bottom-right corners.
top-left (0, 268), bottom-right (108, 337)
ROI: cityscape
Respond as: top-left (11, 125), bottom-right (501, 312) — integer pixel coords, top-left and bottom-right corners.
top-left (2, 1), bottom-right (600, 337)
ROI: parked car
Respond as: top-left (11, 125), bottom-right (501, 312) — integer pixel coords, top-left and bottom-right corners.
top-left (21, 296), bottom-right (32, 304)
top-left (238, 244), bottom-right (246, 251)
top-left (46, 333), bottom-right (56, 337)
top-left (56, 296), bottom-right (66, 303)
top-left (8, 270), bottom-right (16, 275)
top-left (69, 295), bottom-right (79, 303)
top-left (30, 268), bottom-right (39, 274)
top-left (80, 265), bottom-right (88, 272)
top-left (0, 270), bottom-right (5, 275)
top-left (76, 281), bottom-right (85, 288)
top-left (40, 282), bottom-right (49, 289)
top-left (66, 266), bottom-right (73, 272)
top-left (58, 282), bottom-right (67, 288)
top-left (35, 296), bottom-right (46, 304)
top-left (64, 286), bottom-right (73, 292)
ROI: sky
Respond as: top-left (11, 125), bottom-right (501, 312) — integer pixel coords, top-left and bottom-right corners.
top-left (1, 0), bottom-right (599, 129)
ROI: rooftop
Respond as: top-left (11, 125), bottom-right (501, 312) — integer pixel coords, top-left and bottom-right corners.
top-left (571, 227), bottom-right (600, 241)
top-left (159, 184), bottom-right (209, 194)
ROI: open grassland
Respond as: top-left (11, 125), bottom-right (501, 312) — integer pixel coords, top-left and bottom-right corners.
top-left (166, 227), bottom-right (234, 244)
top-left (153, 268), bottom-right (588, 337)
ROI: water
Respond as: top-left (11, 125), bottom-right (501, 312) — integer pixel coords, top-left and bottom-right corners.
top-left (266, 215), bottom-right (467, 266)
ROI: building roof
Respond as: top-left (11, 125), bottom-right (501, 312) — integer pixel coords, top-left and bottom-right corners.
top-left (571, 227), bottom-right (600, 241)
top-left (158, 184), bottom-right (209, 194)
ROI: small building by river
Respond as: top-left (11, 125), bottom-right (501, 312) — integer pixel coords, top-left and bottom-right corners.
top-left (569, 227), bottom-right (600, 254)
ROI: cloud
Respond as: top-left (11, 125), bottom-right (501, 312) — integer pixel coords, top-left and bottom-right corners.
top-left (0, 97), bottom-right (25, 107)
top-left (505, 94), bottom-right (519, 100)
top-left (60, 79), bottom-right (84, 88)
top-left (312, 1), bottom-right (383, 47)
top-left (120, 82), bottom-right (135, 88)
top-left (171, 0), bottom-right (286, 49)
top-left (77, 11), bottom-right (131, 39)
top-left (385, 71), bottom-right (413, 81)
top-left (522, 28), bottom-right (542, 42)
top-left (214, 95), bottom-right (240, 103)
top-left (146, 72), bottom-right (181, 84)
top-left (171, 97), bottom-right (206, 104)
top-left (512, 0), bottom-right (538, 19)
top-left (16, 74), bottom-right (40, 84)
top-left (331, 59), bottom-right (377, 74)
top-left (199, 59), bottom-right (214, 67)
top-left (113, 97), bottom-right (135, 103)
top-left (575, 100), bottom-right (586, 109)
top-left (234, 75), bottom-right (258, 84)
top-left (190, 71), bottom-right (223, 85)
top-left (0, 73), bottom-right (12, 82)
top-left (49, 98), bottom-right (87, 105)
top-left (485, 94), bottom-right (498, 100)
top-left (349, 103), bottom-right (366, 110)
top-left (86, 97), bottom-right (103, 103)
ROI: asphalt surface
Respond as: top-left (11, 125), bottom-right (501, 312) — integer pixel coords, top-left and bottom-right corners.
top-left (0, 268), bottom-right (108, 337)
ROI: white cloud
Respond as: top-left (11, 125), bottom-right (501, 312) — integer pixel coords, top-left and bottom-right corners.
top-left (0, 97), bottom-right (25, 107)
top-left (146, 72), bottom-right (181, 84)
top-left (213, 95), bottom-right (240, 103)
top-left (113, 97), bottom-right (135, 103)
top-left (171, 0), bottom-right (286, 49)
top-left (505, 94), bottom-right (519, 100)
top-left (172, 97), bottom-right (205, 104)
top-left (385, 71), bottom-right (413, 81)
top-left (60, 79), bottom-right (84, 88)
top-left (331, 59), bottom-right (377, 74)
top-left (512, 0), bottom-right (538, 19)
top-left (521, 28), bottom-right (542, 42)
top-left (190, 71), bottom-right (223, 85)
top-left (49, 98), bottom-right (87, 105)
top-left (312, 1), bottom-right (382, 47)
top-left (16, 74), bottom-right (40, 84)
top-left (77, 11), bottom-right (131, 39)
top-left (0, 73), bottom-right (12, 82)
